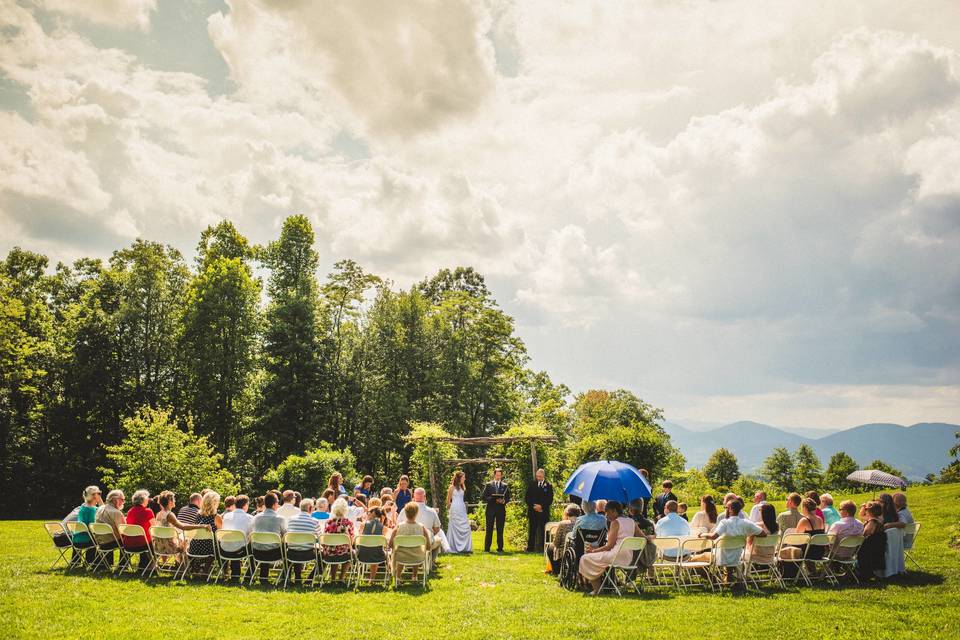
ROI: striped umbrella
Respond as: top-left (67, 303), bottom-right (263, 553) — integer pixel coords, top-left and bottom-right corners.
top-left (846, 469), bottom-right (907, 490)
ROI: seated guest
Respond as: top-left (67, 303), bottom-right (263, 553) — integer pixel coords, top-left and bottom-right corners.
top-left (777, 493), bottom-right (803, 531)
top-left (570, 500), bottom-right (607, 550)
top-left (804, 491), bottom-right (825, 521)
top-left (223, 496), bottom-right (236, 513)
top-left (748, 491), bottom-right (768, 523)
top-left (820, 493), bottom-right (840, 527)
top-left (188, 492), bottom-right (221, 573)
top-left (123, 489), bottom-right (155, 570)
top-left (677, 502), bottom-right (689, 521)
top-left (73, 486), bottom-right (102, 565)
top-left (779, 498), bottom-right (825, 578)
top-left (311, 497), bottom-right (330, 521)
top-left (287, 498), bottom-right (320, 583)
top-left (829, 500), bottom-right (864, 560)
top-left (277, 490), bottom-right (299, 520)
top-left (357, 507), bottom-right (388, 582)
top-left (857, 501), bottom-right (886, 580)
top-left (251, 492), bottom-right (287, 582)
top-left (94, 490), bottom-right (126, 568)
top-left (715, 493), bottom-right (739, 522)
top-left (893, 492), bottom-right (914, 524)
top-left (220, 494), bottom-right (253, 580)
top-left (655, 500), bottom-right (690, 558)
top-left (696, 499), bottom-right (765, 585)
top-left (546, 503), bottom-right (581, 574)
top-left (579, 501), bottom-right (640, 595)
top-left (178, 493), bottom-right (202, 525)
top-left (154, 491), bottom-right (210, 561)
top-left (348, 494), bottom-right (368, 525)
top-left (253, 495), bottom-right (265, 514)
top-left (382, 499), bottom-right (398, 528)
top-left (745, 503), bottom-right (779, 565)
top-left (390, 502), bottom-right (432, 582)
top-left (379, 487), bottom-right (394, 501)
top-left (879, 493), bottom-right (906, 577)
top-left (355, 475), bottom-right (374, 501)
top-left (411, 488), bottom-right (444, 564)
top-left (690, 495), bottom-right (718, 532)
top-left (322, 498), bottom-right (355, 582)
top-left (628, 499), bottom-right (657, 571)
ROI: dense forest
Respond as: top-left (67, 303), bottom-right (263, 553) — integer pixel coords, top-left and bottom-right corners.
top-left (0, 215), bottom-right (681, 517)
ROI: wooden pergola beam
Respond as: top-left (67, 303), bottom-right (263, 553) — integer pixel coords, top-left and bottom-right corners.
top-left (441, 457), bottom-right (515, 465)
top-left (428, 435), bottom-right (558, 446)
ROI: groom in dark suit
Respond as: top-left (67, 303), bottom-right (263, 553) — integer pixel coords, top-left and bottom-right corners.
top-left (524, 468), bottom-right (553, 552)
top-left (481, 467), bottom-right (510, 552)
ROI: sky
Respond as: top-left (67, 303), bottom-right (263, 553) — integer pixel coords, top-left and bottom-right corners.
top-left (1, 0), bottom-right (959, 430)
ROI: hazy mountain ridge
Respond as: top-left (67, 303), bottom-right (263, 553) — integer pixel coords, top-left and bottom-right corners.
top-left (660, 420), bottom-right (959, 479)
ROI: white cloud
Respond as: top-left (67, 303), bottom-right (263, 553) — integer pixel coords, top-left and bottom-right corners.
top-left (37, 0), bottom-right (156, 32)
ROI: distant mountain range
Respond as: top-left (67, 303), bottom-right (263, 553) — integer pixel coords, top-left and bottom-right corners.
top-left (659, 420), bottom-right (959, 480)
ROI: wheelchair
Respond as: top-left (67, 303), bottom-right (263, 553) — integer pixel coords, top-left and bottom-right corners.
top-left (558, 527), bottom-right (606, 590)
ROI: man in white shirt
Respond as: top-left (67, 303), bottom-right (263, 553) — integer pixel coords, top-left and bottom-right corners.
top-left (748, 491), bottom-right (768, 523)
top-left (220, 495), bottom-right (254, 580)
top-left (654, 501), bottom-right (690, 558)
top-left (716, 493), bottom-right (748, 522)
top-left (700, 499), bottom-right (764, 588)
top-left (411, 487), bottom-right (444, 568)
top-left (276, 490), bottom-right (300, 520)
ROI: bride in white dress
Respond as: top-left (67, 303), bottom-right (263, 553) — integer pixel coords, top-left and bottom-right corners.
top-left (446, 470), bottom-right (473, 553)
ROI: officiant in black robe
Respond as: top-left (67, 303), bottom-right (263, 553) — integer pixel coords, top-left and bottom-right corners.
top-left (524, 468), bottom-right (553, 552)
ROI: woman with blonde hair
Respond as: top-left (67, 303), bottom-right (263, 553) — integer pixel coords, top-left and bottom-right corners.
top-left (445, 470), bottom-right (472, 553)
top-left (389, 502), bottom-right (432, 581)
top-left (187, 491), bottom-right (221, 570)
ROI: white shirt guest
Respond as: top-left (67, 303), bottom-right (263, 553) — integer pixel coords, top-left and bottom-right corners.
top-left (654, 501), bottom-right (690, 557)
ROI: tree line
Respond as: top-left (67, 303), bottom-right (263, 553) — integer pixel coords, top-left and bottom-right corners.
top-left (0, 216), bottom-right (684, 517)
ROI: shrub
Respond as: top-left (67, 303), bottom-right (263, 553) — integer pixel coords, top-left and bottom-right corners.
top-left (262, 444), bottom-right (358, 495)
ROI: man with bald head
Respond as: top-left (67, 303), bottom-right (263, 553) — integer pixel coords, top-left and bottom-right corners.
top-left (411, 487), bottom-right (443, 568)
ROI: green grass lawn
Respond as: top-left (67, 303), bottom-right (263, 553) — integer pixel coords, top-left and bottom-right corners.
top-left (2, 484), bottom-right (960, 640)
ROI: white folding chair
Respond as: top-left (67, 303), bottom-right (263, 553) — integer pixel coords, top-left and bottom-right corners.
top-left (117, 524), bottom-right (151, 576)
top-left (651, 537), bottom-right (682, 589)
top-left (214, 529), bottom-right (251, 583)
top-left (283, 532), bottom-right (319, 588)
top-left (677, 537), bottom-right (713, 591)
top-left (249, 532), bottom-right (285, 585)
top-left (146, 526), bottom-right (182, 578)
top-left (710, 536), bottom-right (748, 592)
top-left (64, 522), bottom-right (94, 572)
top-left (743, 534), bottom-right (784, 589)
top-left (903, 522), bottom-right (921, 570)
top-left (805, 533), bottom-right (837, 585)
top-left (87, 522), bottom-right (122, 573)
top-left (830, 535), bottom-right (864, 584)
top-left (393, 534), bottom-right (429, 588)
top-left (318, 533), bottom-right (353, 587)
top-left (597, 537), bottom-right (647, 596)
top-left (352, 534), bottom-right (391, 588)
top-left (777, 532), bottom-right (811, 586)
top-left (179, 528), bottom-right (216, 581)
top-left (42, 522), bottom-right (73, 570)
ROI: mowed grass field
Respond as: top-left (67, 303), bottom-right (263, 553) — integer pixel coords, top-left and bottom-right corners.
top-left (2, 484), bottom-right (959, 640)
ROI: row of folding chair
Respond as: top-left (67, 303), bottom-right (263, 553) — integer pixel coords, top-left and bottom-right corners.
top-left (44, 522), bottom-right (432, 589)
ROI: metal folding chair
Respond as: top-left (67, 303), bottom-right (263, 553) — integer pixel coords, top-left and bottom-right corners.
top-left (64, 522), bottom-right (94, 572)
top-left (146, 526), bottom-right (182, 578)
top-left (179, 528), bottom-right (216, 580)
top-left (777, 532), bottom-right (811, 586)
top-left (651, 536), bottom-right (682, 588)
top-left (392, 534), bottom-right (429, 588)
top-left (117, 524), bottom-right (151, 576)
top-left (249, 532), bottom-right (285, 585)
top-left (805, 533), bottom-right (837, 585)
top-left (903, 522), bottom-right (921, 570)
top-left (318, 533), bottom-right (353, 586)
top-left (830, 535), bottom-right (864, 584)
top-left (42, 523), bottom-right (73, 570)
top-left (677, 537), bottom-right (713, 591)
top-left (743, 534), bottom-right (784, 589)
top-left (710, 536), bottom-right (748, 592)
top-left (597, 536), bottom-right (647, 596)
top-left (87, 522), bottom-right (122, 573)
top-left (351, 534), bottom-right (391, 588)
top-left (283, 532), bottom-right (319, 588)
top-left (213, 529), bottom-right (252, 583)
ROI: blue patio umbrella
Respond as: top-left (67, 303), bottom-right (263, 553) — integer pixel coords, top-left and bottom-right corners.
top-left (563, 460), bottom-right (653, 503)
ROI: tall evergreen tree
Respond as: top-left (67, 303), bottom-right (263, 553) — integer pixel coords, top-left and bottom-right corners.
top-left (257, 215), bottom-right (324, 468)
top-left (823, 451), bottom-right (858, 490)
top-left (793, 444), bottom-right (823, 493)
top-left (180, 223), bottom-right (260, 463)
top-left (703, 447), bottom-right (741, 491)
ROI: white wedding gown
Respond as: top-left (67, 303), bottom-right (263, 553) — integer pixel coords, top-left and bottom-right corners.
top-left (446, 488), bottom-right (473, 553)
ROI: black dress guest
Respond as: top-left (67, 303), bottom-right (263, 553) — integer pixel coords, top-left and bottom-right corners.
top-left (481, 468), bottom-right (511, 552)
top-left (524, 469), bottom-right (554, 552)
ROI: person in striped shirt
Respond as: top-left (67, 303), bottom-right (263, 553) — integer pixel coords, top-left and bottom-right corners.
top-left (287, 499), bottom-right (320, 583)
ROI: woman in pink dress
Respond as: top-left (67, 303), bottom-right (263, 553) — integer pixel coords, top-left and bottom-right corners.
top-left (578, 501), bottom-right (640, 595)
